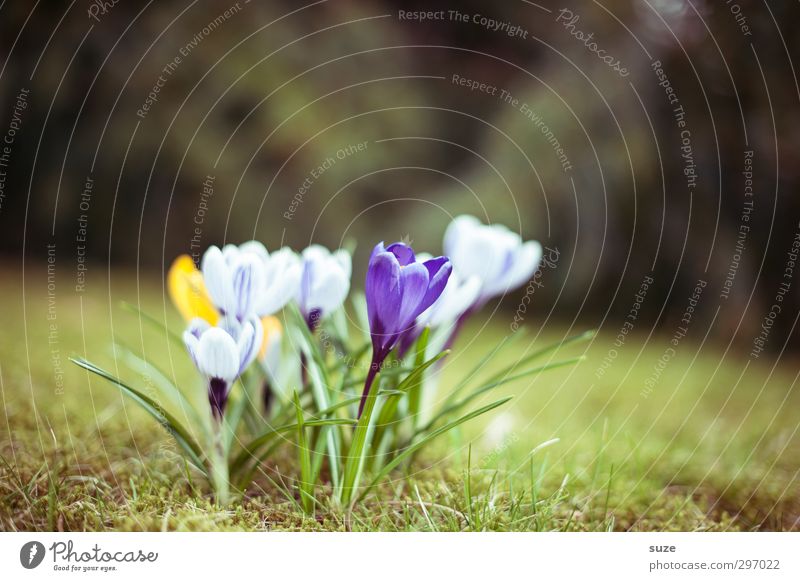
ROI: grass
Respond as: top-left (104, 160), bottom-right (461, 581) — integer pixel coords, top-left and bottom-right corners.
top-left (1, 264), bottom-right (798, 531)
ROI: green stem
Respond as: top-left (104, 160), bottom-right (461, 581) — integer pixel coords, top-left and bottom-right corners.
top-left (341, 369), bottom-right (380, 507)
top-left (211, 422), bottom-right (230, 506)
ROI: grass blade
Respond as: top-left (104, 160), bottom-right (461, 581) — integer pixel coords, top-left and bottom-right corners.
top-left (229, 418), bottom-right (356, 477)
top-left (482, 330), bottom-right (595, 388)
top-left (356, 396), bottom-right (513, 504)
top-left (287, 305), bottom-right (343, 489)
top-left (407, 327), bottom-right (430, 420)
top-left (293, 392), bottom-right (314, 513)
top-left (70, 357), bottom-right (206, 475)
top-left (120, 301), bottom-right (183, 346)
top-left (341, 373), bottom-right (380, 507)
top-left (440, 329), bottom-right (528, 408)
top-left (420, 357), bottom-right (584, 437)
top-left (114, 342), bottom-right (208, 440)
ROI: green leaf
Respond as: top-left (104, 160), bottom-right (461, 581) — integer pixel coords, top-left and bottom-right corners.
top-left (356, 397), bottom-right (513, 504)
top-left (420, 357), bottom-right (584, 436)
top-left (316, 396), bottom-right (362, 417)
top-left (371, 343), bottom-right (448, 452)
top-left (340, 373), bottom-right (381, 507)
top-left (340, 365), bottom-right (415, 389)
top-left (441, 329), bottom-right (528, 408)
top-left (350, 292), bottom-right (370, 343)
top-left (70, 357), bottom-right (207, 475)
top-left (286, 306), bottom-right (343, 490)
top-left (229, 418), bottom-right (356, 477)
top-left (114, 342), bottom-right (208, 441)
top-left (293, 392), bottom-right (314, 514)
top-left (407, 327), bottom-right (431, 420)
top-left (481, 330), bottom-right (595, 388)
top-left (222, 380), bottom-right (251, 455)
top-left (119, 301), bottom-right (184, 346)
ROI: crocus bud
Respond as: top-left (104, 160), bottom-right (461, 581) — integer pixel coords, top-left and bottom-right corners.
top-left (296, 245), bottom-right (351, 330)
top-left (360, 241), bottom-right (451, 415)
top-left (183, 316), bottom-right (262, 420)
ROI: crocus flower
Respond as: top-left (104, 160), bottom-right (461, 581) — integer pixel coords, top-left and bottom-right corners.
top-left (397, 256), bottom-right (481, 357)
top-left (442, 215), bottom-right (542, 348)
top-left (183, 316), bottom-right (262, 420)
top-left (201, 243), bottom-right (301, 322)
top-left (239, 242), bottom-right (303, 317)
top-left (167, 255), bottom-right (219, 325)
top-left (360, 242), bottom-right (451, 415)
top-left (296, 245), bottom-right (351, 330)
top-left (444, 215), bottom-right (542, 306)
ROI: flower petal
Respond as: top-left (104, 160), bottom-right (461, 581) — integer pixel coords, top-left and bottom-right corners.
top-left (333, 249), bottom-right (352, 279)
top-left (202, 246), bottom-right (235, 316)
top-left (196, 327), bottom-right (239, 383)
top-left (236, 317), bottom-right (262, 375)
top-left (240, 240), bottom-right (269, 263)
top-left (258, 247), bottom-right (301, 316)
top-left (505, 240), bottom-right (543, 290)
top-left (168, 255), bottom-right (219, 324)
top-left (258, 316), bottom-right (283, 360)
top-left (418, 256), bottom-right (452, 314)
top-left (366, 250), bottom-right (402, 347)
top-left (183, 328), bottom-right (201, 368)
top-left (231, 253), bottom-right (263, 321)
top-left (297, 247), bottom-right (351, 319)
top-left (397, 262), bottom-right (430, 332)
top-left (386, 242), bottom-right (416, 266)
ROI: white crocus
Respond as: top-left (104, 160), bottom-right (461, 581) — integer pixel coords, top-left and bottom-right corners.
top-left (443, 215), bottom-right (542, 305)
top-left (183, 316), bottom-right (262, 419)
top-left (201, 242), bottom-right (301, 321)
top-left (201, 245), bottom-right (263, 322)
top-left (241, 242), bottom-right (303, 317)
top-left (296, 245), bottom-right (351, 329)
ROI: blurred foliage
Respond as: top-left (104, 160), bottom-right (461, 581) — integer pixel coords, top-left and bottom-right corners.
top-left (1, 0), bottom-right (799, 353)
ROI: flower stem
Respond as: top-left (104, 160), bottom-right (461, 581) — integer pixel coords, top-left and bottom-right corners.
top-left (211, 422), bottom-right (230, 506)
top-left (357, 356), bottom-right (381, 418)
top-left (342, 370), bottom-right (380, 507)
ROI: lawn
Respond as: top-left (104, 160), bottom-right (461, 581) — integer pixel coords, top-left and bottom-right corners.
top-left (1, 265), bottom-right (798, 531)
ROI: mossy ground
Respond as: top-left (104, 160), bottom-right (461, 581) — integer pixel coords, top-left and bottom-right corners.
top-left (1, 265), bottom-right (798, 531)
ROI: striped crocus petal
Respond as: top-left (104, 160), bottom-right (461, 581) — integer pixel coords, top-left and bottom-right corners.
top-left (200, 244), bottom-right (268, 322)
top-left (201, 246), bottom-right (237, 317)
top-left (183, 317), bottom-right (261, 420)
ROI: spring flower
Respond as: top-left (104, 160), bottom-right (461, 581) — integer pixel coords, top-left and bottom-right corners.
top-left (183, 316), bottom-right (262, 420)
top-left (397, 254), bottom-right (481, 356)
top-left (167, 255), bottom-right (219, 325)
top-left (201, 242), bottom-right (301, 321)
top-left (360, 242), bottom-right (451, 415)
top-left (296, 245), bottom-right (351, 330)
top-left (444, 215), bottom-right (542, 306)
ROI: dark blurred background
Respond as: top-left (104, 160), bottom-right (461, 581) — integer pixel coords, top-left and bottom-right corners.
top-left (1, 0), bottom-right (798, 353)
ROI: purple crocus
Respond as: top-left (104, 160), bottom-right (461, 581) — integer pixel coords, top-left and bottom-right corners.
top-left (359, 242), bottom-right (452, 416)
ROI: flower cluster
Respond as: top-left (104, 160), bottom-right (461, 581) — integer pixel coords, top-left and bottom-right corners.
top-left (168, 216), bottom-right (543, 423)
top-left (74, 215), bottom-right (555, 508)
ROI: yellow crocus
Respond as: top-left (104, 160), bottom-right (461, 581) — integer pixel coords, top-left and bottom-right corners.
top-left (168, 255), bottom-right (219, 325)
top-left (259, 315), bottom-right (283, 361)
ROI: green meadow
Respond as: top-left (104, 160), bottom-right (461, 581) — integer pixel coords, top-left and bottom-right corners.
top-left (2, 266), bottom-right (798, 531)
